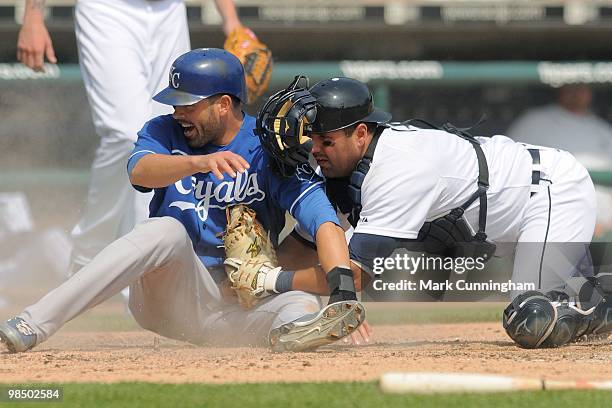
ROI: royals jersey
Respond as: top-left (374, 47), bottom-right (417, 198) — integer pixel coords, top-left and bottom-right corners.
top-left (127, 114), bottom-right (339, 268)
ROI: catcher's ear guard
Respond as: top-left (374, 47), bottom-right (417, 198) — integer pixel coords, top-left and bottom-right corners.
top-left (256, 76), bottom-right (317, 177)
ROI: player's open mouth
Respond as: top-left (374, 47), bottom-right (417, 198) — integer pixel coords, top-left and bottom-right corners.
top-left (180, 123), bottom-right (197, 139)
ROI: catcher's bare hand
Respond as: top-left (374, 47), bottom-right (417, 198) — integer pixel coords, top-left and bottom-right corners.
top-left (17, 15), bottom-right (57, 72)
top-left (198, 151), bottom-right (250, 180)
top-left (343, 320), bottom-right (372, 346)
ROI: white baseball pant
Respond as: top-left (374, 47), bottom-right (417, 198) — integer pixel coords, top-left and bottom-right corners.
top-left (70, 0), bottom-right (190, 273)
top-left (511, 147), bottom-right (597, 298)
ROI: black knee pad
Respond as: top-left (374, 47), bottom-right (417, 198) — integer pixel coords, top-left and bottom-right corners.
top-left (540, 305), bottom-right (591, 347)
top-left (505, 274), bottom-right (612, 348)
top-left (591, 273), bottom-right (612, 335)
top-left (590, 295), bottom-right (612, 335)
top-left (551, 274), bottom-right (612, 338)
top-left (504, 292), bottom-right (607, 348)
top-left (503, 291), bottom-right (557, 348)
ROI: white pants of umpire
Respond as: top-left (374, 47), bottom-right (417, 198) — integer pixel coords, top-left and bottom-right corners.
top-left (20, 217), bottom-right (321, 346)
top-left (511, 148), bottom-right (597, 298)
top-left (69, 0), bottom-right (190, 272)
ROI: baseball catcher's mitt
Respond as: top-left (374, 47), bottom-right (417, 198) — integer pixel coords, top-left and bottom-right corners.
top-left (224, 26), bottom-right (273, 104)
top-left (222, 204), bottom-right (280, 309)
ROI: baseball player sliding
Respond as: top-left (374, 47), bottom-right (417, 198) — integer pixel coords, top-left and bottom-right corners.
top-left (256, 76), bottom-right (612, 349)
top-left (0, 49), bottom-right (366, 353)
top-left (17, 0), bottom-right (271, 286)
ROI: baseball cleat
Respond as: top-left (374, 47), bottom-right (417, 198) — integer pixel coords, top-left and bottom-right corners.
top-left (268, 300), bottom-right (365, 352)
top-left (0, 317), bottom-right (37, 353)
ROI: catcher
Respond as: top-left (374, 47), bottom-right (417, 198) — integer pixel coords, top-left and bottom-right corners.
top-left (0, 49), bottom-right (367, 354)
top-left (256, 76), bottom-right (612, 349)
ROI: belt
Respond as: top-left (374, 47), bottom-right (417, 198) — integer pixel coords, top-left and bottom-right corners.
top-left (528, 148), bottom-right (550, 197)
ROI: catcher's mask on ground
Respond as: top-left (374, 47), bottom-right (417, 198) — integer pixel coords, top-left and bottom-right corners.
top-left (256, 76), bottom-right (317, 177)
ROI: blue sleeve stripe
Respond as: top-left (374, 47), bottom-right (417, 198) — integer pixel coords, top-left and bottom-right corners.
top-left (289, 181), bottom-right (325, 216)
top-left (128, 150), bottom-right (156, 161)
top-left (127, 150), bottom-right (156, 175)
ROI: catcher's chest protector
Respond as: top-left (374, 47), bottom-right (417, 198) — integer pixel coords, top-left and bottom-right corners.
top-left (326, 122), bottom-right (496, 261)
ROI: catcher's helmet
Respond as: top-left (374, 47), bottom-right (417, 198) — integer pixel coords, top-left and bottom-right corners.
top-left (153, 48), bottom-right (247, 106)
top-left (309, 77), bottom-right (391, 133)
top-left (256, 76), bottom-right (317, 177)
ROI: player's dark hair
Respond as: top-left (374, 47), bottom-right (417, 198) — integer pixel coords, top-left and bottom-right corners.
top-left (208, 93), bottom-right (242, 109)
top-left (228, 95), bottom-right (242, 108)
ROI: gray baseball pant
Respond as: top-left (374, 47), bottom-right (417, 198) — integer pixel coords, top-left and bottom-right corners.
top-left (19, 216), bottom-right (321, 347)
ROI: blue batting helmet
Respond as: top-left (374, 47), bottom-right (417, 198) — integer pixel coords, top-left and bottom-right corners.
top-left (153, 48), bottom-right (247, 106)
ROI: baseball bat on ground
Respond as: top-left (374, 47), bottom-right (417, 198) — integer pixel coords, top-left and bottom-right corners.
top-left (380, 372), bottom-right (612, 393)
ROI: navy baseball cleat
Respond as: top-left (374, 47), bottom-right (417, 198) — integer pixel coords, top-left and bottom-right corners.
top-left (0, 317), bottom-right (37, 353)
top-left (268, 300), bottom-right (365, 352)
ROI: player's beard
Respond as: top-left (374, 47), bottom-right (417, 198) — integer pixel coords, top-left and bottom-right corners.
top-left (187, 115), bottom-right (224, 148)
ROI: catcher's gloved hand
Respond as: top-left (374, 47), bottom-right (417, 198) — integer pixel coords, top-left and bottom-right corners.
top-left (224, 26), bottom-right (273, 105)
top-left (222, 204), bottom-right (280, 309)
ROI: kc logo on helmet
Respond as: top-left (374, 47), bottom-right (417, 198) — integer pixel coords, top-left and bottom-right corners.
top-left (170, 66), bottom-right (180, 89)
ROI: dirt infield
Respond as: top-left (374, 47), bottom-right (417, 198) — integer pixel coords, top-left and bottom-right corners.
top-left (2, 319), bottom-right (610, 384)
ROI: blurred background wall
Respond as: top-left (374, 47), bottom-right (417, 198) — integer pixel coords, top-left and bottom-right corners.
top-left (4, 1), bottom-right (612, 164)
